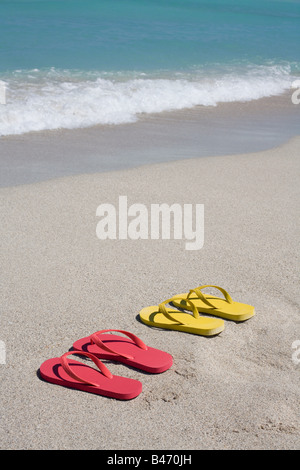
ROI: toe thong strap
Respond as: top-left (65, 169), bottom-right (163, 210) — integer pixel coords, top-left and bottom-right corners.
top-left (158, 297), bottom-right (200, 324)
top-left (60, 350), bottom-right (113, 386)
top-left (187, 285), bottom-right (233, 308)
top-left (90, 329), bottom-right (148, 360)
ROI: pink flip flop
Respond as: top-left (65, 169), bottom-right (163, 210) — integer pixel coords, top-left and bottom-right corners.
top-left (73, 329), bottom-right (173, 374)
top-left (39, 350), bottom-right (142, 400)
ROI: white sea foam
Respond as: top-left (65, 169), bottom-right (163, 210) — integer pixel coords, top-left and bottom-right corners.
top-left (0, 64), bottom-right (296, 136)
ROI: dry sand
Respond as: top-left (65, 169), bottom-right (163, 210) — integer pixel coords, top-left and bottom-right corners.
top-left (0, 136), bottom-right (299, 450)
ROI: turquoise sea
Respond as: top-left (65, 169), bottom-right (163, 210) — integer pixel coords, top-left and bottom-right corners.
top-left (0, 0), bottom-right (299, 136)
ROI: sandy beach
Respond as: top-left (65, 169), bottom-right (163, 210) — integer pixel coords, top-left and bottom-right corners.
top-left (0, 133), bottom-right (299, 450)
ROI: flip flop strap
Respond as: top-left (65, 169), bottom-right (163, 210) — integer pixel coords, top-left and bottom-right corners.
top-left (158, 297), bottom-right (200, 324)
top-left (60, 350), bottom-right (113, 386)
top-left (187, 285), bottom-right (233, 308)
top-left (90, 329), bottom-right (148, 360)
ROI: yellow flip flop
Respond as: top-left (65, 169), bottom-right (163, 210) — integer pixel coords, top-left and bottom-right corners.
top-left (171, 285), bottom-right (255, 322)
top-left (139, 297), bottom-right (224, 336)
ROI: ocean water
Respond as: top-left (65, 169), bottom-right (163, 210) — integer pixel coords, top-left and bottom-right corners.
top-left (0, 0), bottom-right (299, 136)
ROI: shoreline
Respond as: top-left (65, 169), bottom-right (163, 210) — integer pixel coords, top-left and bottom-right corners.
top-left (0, 136), bottom-right (299, 450)
top-left (1, 133), bottom-right (299, 191)
top-left (0, 92), bottom-right (299, 187)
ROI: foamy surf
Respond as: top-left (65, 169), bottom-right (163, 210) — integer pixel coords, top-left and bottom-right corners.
top-left (0, 64), bottom-right (296, 136)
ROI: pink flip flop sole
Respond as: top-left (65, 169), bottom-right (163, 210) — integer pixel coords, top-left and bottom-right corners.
top-left (39, 350), bottom-right (142, 400)
top-left (73, 329), bottom-right (173, 374)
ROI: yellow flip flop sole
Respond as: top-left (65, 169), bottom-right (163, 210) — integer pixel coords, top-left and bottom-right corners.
top-left (139, 298), bottom-right (224, 336)
top-left (171, 285), bottom-right (255, 322)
